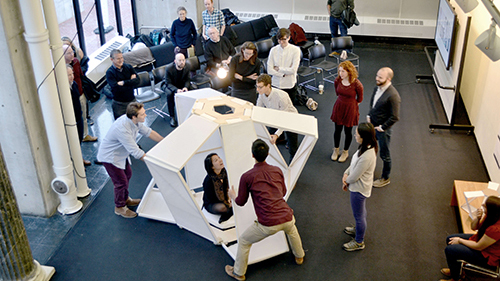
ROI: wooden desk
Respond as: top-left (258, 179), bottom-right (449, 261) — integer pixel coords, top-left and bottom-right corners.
top-left (451, 180), bottom-right (488, 234)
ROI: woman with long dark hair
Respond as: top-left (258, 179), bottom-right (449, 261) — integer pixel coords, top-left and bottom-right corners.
top-left (228, 41), bottom-right (261, 104)
top-left (341, 122), bottom-right (378, 251)
top-left (440, 196), bottom-right (500, 281)
top-left (202, 153), bottom-right (233, 223)
top-left (331, 60), bottom-right (363, 163)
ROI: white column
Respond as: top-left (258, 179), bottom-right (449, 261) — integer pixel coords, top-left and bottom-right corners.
top-left (41, 0), bottom-right (91, 198)
top-left (19, 0), bottom-right (82, 214)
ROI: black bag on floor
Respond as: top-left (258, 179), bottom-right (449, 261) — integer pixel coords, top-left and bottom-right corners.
top-left (295, 85), bottom-right (309, 106)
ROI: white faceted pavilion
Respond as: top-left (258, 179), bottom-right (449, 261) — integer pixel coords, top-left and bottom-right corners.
top-left (138, 88), bottom-right (318, 264)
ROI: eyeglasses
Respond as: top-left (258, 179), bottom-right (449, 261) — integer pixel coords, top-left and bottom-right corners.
top-left (255, 85), bottom-right (265, 89)
top-left (278, 37), bottom-right (289, 41)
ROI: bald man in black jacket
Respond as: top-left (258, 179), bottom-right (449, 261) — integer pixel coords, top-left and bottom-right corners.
top-left (367, 67), bottom-right (401, 188)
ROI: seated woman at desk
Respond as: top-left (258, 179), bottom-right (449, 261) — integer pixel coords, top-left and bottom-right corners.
top-left (203, 153), bottom-right (233, 223)
top-left (441, 196), bottom-right (500, 281)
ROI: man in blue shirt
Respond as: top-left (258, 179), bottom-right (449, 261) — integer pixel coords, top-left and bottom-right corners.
top-left (97, 102), bottom-right (164, 218)
top-left (170, 6), bottom-right (197, 58)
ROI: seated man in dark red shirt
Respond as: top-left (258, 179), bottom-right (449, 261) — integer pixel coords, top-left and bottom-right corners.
top-left (225, 139), bottom-right (305, 281)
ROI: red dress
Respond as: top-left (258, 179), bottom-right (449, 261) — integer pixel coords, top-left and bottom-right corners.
top-left (330, 76), bottom-right (364, 127)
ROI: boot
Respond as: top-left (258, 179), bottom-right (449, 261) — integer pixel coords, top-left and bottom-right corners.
top-left (338, 150), bottom-right (349, 163)
top-left (331, 147), bottom-right (340, 161)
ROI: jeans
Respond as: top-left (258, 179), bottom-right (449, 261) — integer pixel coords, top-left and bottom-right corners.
top-left (103, 161), bottom-right (132, 208)
top-left (350, 192), bottom-right (367, 243)
top-left (376, 128), bottom-right (392, 179)
top-left (445, 234), bottom-right (489, 280)
top-left (233, 216), bottom-right (305, 276)
top-left (329, 16), bottom-right (348, 38)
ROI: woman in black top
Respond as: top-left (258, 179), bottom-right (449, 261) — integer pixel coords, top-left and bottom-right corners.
top-left (229, 41), bottom-right (261, 104)
top-left (202, 153), bottom-right (233, 223)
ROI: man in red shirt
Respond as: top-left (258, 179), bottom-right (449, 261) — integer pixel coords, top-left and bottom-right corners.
top-left (225, 139), bottom-right (305, 280)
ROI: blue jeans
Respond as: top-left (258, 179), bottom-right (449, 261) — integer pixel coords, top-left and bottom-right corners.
top-left (329, 16), bottom-right (347, 38)
top-left (376, 128), bottom-right (392, 179)
top-left (350, 191), bottom-right (367, 243)
top-left (445, 234), bottom-right (489, 280)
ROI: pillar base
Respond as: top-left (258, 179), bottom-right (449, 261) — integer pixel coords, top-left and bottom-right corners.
top-left (29, 260), bottom-right (55, 281)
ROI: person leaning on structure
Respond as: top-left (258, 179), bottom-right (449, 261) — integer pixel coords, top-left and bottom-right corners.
top-left (225, 139), bottom-right (305, 281)
top-left (255, 74), bottom-right (298, 164)
top-left (162, 52), bottom-right (191, 128)
top-left (97, 102), bottom-right (164, 218)
top-left (105, 49), bottom-right (140, 119)
top-left (367, 67), bottom-right (400, 188)
top-left (267, 28), bottom-right (301, 104)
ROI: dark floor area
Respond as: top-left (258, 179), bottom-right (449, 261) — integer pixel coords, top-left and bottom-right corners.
top-left (22, 38), bottom-right (489, 280)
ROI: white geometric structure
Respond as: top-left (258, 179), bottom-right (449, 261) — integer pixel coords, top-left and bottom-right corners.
top-left (139, 88), bottom-right (318, 264)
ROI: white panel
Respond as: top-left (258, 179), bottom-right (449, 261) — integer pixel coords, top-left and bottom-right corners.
top-left (146, 115), bottom-right (220, 170)
top-left (146, 161), bottom-right (218, 244)
top-left (175, 88), bottom-right (225, 124)
top-left (251, 106), bottom-right (318, 138)
top-left (285, 135), bottom-right (317, 200)
top-left (137, 179), bottom-right (176, 224)
top-left (223, 232), bottom-right (289, 265)
top-left (254, 122), bottom-right (287, 171)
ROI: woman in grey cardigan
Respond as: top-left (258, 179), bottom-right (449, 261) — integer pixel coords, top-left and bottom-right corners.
top-left (342, 122), bottom-right (378, 251)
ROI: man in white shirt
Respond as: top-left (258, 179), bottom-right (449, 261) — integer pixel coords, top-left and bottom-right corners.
top-left (256, 74), bottom-right (299, 163)
top-left (267, 28), bottom-right (301, 104)
top-left (97, 102), bottom-right (164, 218)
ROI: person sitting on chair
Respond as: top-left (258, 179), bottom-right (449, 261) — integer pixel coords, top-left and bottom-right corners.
top-left (162, 52), bottom-right (191, 127)
top-left (440, 196), bottom-right (500, 281)
top-left (202, 153), bottom-right (233, 224)
top-left (204, 27), bottom-right (235, 76)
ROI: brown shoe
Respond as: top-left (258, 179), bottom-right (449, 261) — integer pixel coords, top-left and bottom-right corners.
top-left (83, 159), bottom-right (92, 166)
top-left (440, 268), bottom-right (451, 277)
top-left (83, 135), bottom-right (98, 142)
top-left (114, 206), bottom-right (137, 218)
top-left (126, 197), bottom-right (141, 206)
top-left (295, 256), bottom-right (304, 265)
top-left (225, 265), bottom-right (245, 281)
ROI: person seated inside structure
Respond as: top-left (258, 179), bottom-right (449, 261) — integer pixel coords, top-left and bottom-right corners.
top-left (202, 153), bottom-right (233, 223)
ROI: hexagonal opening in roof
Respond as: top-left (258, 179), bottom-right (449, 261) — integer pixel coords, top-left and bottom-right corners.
top-left (192, 95), bottom-right (253, 124)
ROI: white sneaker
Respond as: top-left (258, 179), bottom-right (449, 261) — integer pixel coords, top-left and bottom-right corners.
top-left (373, 178), bottom-right (390, 188)
top-left (340, 50), bottom-right (348, 60)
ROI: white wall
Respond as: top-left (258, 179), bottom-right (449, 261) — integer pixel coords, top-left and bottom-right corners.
top-left (135, 0), bottom-right (200, 33)
top-left (456, 0), bottom-right (500, 182)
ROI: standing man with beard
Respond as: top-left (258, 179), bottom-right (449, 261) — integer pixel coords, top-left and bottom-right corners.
top-left (367, 67), bottom-right (401, 188)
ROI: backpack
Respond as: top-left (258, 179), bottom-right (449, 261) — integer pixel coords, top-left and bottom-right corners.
top-left (294, 85), bottom-right (309, 106)
top-left (342, 6), bottom-right (360, 28)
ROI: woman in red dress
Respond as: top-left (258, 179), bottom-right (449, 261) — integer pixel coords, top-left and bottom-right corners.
top-left (331, 61), bottom-right (363, 163)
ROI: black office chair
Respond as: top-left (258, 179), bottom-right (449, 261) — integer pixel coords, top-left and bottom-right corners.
top-left (185, 56), bottom-right (211, 89)
top-left (297, 51), bottom-right (318, 91)
top-left (134, 71), bottom-right (160, 103)
top-left (152, 65), bottom-right (167, 92)
top-left (308, 43), bottom-right (338, 85)
top-left (255, 38), bottom-right (275, 73)
top-left (330, 36), bottom-right (359, 72)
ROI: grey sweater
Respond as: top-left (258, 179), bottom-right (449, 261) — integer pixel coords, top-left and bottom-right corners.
top-left (344, 147), bottom-right (376, 198)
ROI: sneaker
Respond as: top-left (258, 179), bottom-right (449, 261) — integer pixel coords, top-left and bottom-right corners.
top-left (344, 226), bottom-right (355, 237)
top-left (126, 197), bottom-right (141, 206)
top-left (225, 265), bottom-right (245, 281)
top-left (82, 135), bottom-right (98, 142)
top-left (329, 51), bottom-right (340, 57)
top-left (114, 206), bottom-right (137, 218)
top-left (170, 118), bottom-right (178, 127)
top-left (343, 239), bottom-right (365, 251)
top-left (373, 178), bottom-right (390, 188)
top-left (338, 150), bottom-right (349, 163)
top-left (331, 148), bottom-right (340, 161)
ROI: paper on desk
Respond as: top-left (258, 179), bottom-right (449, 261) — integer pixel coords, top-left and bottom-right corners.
top-left (464, 191), bottom-right (485, 198)
top-left (488, 181), bottom-right (500, 191)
